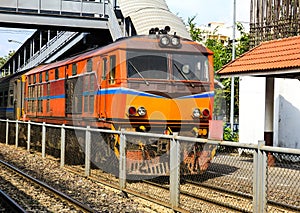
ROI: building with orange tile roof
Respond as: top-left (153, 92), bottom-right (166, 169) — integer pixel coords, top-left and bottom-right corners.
top-left (218, 35), bottom-right (300, 149)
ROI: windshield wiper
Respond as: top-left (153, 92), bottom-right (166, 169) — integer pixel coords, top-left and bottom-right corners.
top-left (128, 61), bottom-right (149, 86)
top-left (173, 63), bottom-right (194, 87)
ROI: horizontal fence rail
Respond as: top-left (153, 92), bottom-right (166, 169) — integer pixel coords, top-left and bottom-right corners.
top-left (0, 119), bottom-right (299, 213)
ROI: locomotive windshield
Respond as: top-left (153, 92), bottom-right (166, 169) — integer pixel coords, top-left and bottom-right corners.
top-left (172, 54), bottom-right (209, 82)
top-left (127, 51), bottom-right (209, 82)
top-left (127, 51), bottom-right (168, 79)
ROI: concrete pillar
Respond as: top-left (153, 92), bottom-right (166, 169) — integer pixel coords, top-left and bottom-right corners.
top-left (264, 77), bottom-right (275, 166)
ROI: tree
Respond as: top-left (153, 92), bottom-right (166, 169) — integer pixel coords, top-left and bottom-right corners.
top-left (0, 51), bottom-right (15, 76)
top-left (0, 51), bottom-right (15, 67)
top-left (187, 17), bottom-right (250, 123)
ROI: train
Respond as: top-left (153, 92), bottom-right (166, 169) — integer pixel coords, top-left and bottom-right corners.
top-left (0, 27), bottom-right (216, 176)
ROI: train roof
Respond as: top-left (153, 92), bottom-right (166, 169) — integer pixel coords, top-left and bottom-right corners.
top-left (26, 35), bottom-right (212, 76)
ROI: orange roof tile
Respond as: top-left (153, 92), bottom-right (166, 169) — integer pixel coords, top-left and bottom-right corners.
top-left (217, 35), bottom-right (300, 76)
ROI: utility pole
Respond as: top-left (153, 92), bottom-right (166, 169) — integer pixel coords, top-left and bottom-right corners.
top-left (230, 0), bottom-right (236, 130)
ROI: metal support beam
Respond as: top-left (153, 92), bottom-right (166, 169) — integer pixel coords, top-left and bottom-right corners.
top-left (85, 125), bottom-right (91, 177)
top-left (0, 13), bottom-right (108, 31)
top-left (119, 129), bottom-right (126, 190)
top-left (253, 140), bottom-right (267, 213)
top-left (170, 133), bottom-right (180, 208)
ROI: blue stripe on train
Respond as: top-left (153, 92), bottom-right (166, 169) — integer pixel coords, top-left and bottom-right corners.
top-left (0, 108), bottom-right (14, 112)
top-left (25, 88), bottom-right (214, 101)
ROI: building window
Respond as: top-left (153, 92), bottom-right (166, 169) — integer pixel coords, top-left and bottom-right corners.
top-left (33, 74), bottom-right (36, 83)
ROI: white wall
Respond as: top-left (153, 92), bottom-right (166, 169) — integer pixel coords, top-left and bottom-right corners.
top-left (239, 76), bottom-right (265, 144)
top-left (239, 77), bottom-right (300, 148)
top-left (274, 78), bottom-right (300, 148)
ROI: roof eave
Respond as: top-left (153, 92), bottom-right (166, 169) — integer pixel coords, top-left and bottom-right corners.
top-left (218, 67), bottom-right (300, 78)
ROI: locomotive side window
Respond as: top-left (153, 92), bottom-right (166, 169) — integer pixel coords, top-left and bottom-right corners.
top-left (45, 71), bottom-right (49, 82)
top-left (46, 83), bottom-right (50, 112)
top-left (84, 75), bottom-right (89, 112)
top-left (102, 58), bottom-right (107, 80)
top-left (87, 58), bottom-right (93, 72)
top-left (39, 73), bottom-right (42, 83)
top-left (89, 75), bottom-right (95, 113)
top-left (27, 87), bottom-right (31, 112)
top-left (72, 63), bottom-right (77, 76)
top-left (109, 55), bottom-right (116, 84)
top-left (55, 68), bottom-right (59, 79)
top-left (127, 51), bottom-right (168, 79)
top-left (66, 77), bottom-right (82, 114)
top-left (83, 74), bottom-right (95, 113)
top-left (9, 90), bottom-right (13, 106)
top-left (37, 85), bottom-right (43, 112)
top-left (32, 86), bottom-right (36, 112)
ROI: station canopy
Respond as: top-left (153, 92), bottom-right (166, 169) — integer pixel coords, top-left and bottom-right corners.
top-left (217, 35), bottom-right (300, 79)
top-left (118, 0), bottom-right (191, 39)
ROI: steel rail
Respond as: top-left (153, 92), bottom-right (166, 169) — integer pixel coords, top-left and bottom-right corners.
top-left (64, 167), bottom-right (189, 213)
top-left (0, 159), bottom-right (96, 213)
top-left (0, 189), bottom-right (26, 213)
top-left (142, 179), bottom-right (252, 213)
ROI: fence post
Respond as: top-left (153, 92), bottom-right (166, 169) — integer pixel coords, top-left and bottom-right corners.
top-left (60, 124), bottom-right (66, 168)
top-left (27, 121), bottom-right (31, 151)
top-left (15, 120), bottom-right (19, 148)
top-left (119, 129), bottom-right (126, 189)
top-left (170, 133), bottom-right (180, 208)
top-left (85, 126), bottom-right (91, 177)
top-left (253, 140), bottom-right (267, 213)
top-left (42, 122), bottom-right (46, 158)
top-left (6, 119), bottom-right (9, 145)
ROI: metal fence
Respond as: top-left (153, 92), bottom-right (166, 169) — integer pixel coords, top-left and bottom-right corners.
top-left (0, 119), bottom-right (300, 213)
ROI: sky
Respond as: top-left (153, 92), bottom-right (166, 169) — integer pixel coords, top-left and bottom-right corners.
top-left (165, 0), bottom-right (251, 26)
top-left (0, 0), bottom-right (251, 57)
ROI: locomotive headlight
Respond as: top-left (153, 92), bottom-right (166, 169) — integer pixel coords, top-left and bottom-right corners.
top-left (160, 36), bottom-right (170, 46)
top-left (128, 106), bottom-right (137, 116)
top-left (137, 107), bottom-right (147, 116)
top-left (202, 108), bottom-right (210, 118)
top-left (182, 64), bottom-right (190, 74)
top-left (193, 108), bottom-right (201, 118)
top-left (171, 36), bottom-right (180, 46)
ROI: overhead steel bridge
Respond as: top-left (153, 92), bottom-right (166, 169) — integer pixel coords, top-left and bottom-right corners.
top-left (0, 0), bottom-right (189, 77)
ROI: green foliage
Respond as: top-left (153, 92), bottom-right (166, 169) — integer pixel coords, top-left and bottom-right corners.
top-left (188, 16), bottom-right (205, 42)
top-left (187, 17), bottom-right (250, 122)
top-left (223, 126), bottom-right (239, 142)
top-left (0, 51), bottom-right (15, 68)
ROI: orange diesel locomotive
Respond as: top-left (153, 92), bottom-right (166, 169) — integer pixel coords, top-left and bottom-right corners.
top-left (23, 30), bottom-right (215, 175)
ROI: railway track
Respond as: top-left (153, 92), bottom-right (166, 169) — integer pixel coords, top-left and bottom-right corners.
top-left (65, 166), bottom-right (243, 213)
top-left (0, 189), bottom-right (26, 213)
top-left (0, 159), bottom-right (96, 212)
top-left (66, 165), bottom-right (300, 213)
